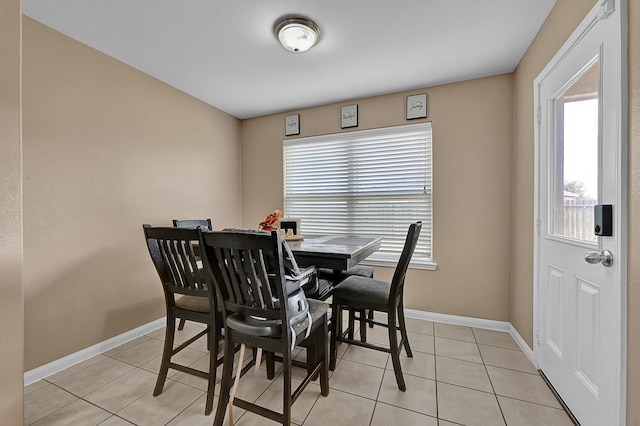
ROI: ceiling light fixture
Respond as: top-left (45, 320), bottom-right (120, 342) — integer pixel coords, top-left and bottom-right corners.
top-left (275, 16), bottom-right (320, 53)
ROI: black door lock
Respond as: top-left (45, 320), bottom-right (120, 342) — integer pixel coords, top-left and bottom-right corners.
top-left (594, 204), bottom-right (613, 236)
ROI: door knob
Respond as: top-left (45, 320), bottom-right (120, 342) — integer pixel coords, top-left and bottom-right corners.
top-left (584, 250), bottom-right (613, 267)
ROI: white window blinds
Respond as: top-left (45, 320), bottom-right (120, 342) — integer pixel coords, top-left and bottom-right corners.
top-left (283, 123), bottom-right (432, 264)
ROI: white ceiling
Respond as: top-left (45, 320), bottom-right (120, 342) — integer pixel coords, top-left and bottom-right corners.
top-left (22, 0), bottom-right (557, 119)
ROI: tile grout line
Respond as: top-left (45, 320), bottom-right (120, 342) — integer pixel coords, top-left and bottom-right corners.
top-left (473, 327), bottom-right (508, 426)
top-left (299, 382), bottom-right (322, 426)
top-left (431, 322), bottom-right (440, 423)
top-left (369, 329), bottom-right (390, 426)
top-left (96, 414), bottom-right (135, 425)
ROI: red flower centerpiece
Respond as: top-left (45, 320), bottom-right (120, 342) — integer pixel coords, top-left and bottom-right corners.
top-left (259, 209), bottom-right (282, 231)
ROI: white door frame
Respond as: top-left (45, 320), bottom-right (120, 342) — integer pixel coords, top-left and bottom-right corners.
top-left (533, 0), bottom-right (627, 423)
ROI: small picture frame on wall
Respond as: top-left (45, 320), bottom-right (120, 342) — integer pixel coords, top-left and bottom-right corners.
top-left (285, 114), bottom-right (300, 136)
top-left (406, 93), bottom-right (427, 120)
top-left (341, 104), bottom-right (358, 128)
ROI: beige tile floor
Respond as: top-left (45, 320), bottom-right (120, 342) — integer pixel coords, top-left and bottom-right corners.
top-left (24, 316), bottom-right (576, 425)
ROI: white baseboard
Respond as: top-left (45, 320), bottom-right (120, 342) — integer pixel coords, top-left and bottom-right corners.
top-left (24, 318), bottom-right (166, 386)
top-left (508, 323), bottom-right (537, 368)
top-left (405, 308), bottom-right (536, 368)
top-left (25, 309), bottom-right (537, 387)
top-left (405, 308), bottom-right (512, 332)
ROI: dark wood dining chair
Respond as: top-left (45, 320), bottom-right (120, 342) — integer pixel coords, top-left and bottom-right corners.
top-left (329, 221), bottom-right (422, 391)
top-left (142, 225), bottom-right (223, 415)
top-left (172, 218), bottom-right (213, 330)
top-left (200, 230), bottom-right (329, 426)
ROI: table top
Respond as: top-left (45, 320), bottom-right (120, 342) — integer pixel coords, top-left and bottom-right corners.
top-left (287, 234), bottom-right (382, 271)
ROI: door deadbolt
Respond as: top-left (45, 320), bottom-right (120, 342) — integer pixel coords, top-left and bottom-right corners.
top-left (584, 250), bottom-right (614, 267)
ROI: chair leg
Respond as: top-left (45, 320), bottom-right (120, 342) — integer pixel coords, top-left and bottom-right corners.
top-left (205, 327), bottom-right (219, 415)
top-left (388, 311), bottom-right (406, 391)
top-left (397, 302), bottom-right (413, 358)
top-left (178, 318), bottom-right (186, 330)
top-left (306, 316), bottom-right (330, 391)
top-left (154, 315), bottom-right (176, 396)
top-left (368, 309), bottom-right (375, 328)
top-left (319, 314), bottom-right (329, 396)
top-left (306, 337), bottom-right (317, 380)
top-left (359, 309), bottom-right (367, 343)
top-left (329, 298), bottom-right (341, 370)
top-left (213, 332), bottom-right (236, 426)
top-left (266, 351), bottom-right (276, 380)
top-left (347, 307), bottom-right (355, 340)
top-left (282, 345), bottom-right (293, 426)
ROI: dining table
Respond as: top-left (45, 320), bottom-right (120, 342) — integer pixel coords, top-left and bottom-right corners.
top-left (286, 234), bottom-right (383, 300)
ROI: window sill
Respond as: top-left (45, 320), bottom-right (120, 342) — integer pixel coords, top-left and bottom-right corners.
top-left (361, 255), bottom-right (438, 271)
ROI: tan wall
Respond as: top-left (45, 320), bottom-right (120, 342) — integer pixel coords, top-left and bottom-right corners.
top-left (242, 75), bottom-right (514, 321)
top-left (511, 0), bottom-right (640, 423)
top-left (22, 17), bottom-right (243, 370)
top-left (510, 0), bottom-right (595, 347)
top-left (626, 1), bottom-right (640, 423)
top-left (0, 0), bottom-right (24, 423)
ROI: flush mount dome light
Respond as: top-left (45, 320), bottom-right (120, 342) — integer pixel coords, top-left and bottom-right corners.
top-left (275, 16), bottom-right (320, 53)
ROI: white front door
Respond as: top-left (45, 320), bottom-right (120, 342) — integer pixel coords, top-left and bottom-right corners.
top-left (534, 1), bottom-right (626, 425)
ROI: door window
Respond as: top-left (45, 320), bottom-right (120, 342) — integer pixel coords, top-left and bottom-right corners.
top-left (551, 59), bottom-right (599, 243)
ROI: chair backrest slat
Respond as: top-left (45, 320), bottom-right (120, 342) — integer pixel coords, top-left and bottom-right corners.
top-left (253, 249), bottom-right (275, 309)
top-left (168, 239), bottom-right (195, 289)
top-left (239, 248), bottom-right (262, 307)
top-left (161, 239), bottom-right (184, 288)
top-left (232, 247), bottom-right (256, 305)
top-left (218, 247), bottom-right (246, 306)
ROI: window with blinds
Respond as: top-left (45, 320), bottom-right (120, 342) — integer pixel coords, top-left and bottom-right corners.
top-left (283, 123), bottom-right (433, 266)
